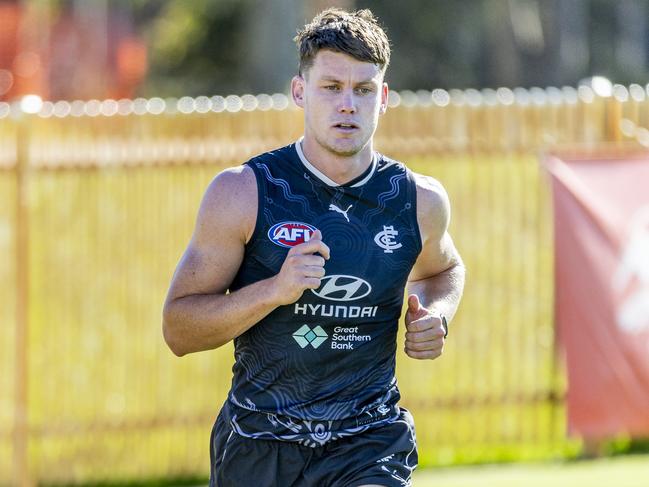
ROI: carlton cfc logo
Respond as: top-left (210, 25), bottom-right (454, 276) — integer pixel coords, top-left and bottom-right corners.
top-left (268, 221), bottom-right (317, 248)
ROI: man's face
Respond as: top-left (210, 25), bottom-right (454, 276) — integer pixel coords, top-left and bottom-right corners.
top-left (292, 50), bottom-right (388, 157)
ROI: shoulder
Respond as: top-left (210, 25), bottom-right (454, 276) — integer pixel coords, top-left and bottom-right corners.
top-left (201, 142), bottom-right (298, 224)
top-left (202, 164), bottom-right (257, 211)
top-left (205, 164), bottom-right (256, 198)
top-left (412, 171), bottom-right (451, 242)
top-left (197, 164), bottom-right (257, 243)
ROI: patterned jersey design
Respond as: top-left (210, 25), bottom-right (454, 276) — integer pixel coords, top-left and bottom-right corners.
top-left (225, 142), bottom-right (422, 446)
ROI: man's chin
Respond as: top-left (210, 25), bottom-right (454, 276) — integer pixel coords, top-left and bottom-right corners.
top-left (325, 139), bottom-right (367, 157)
top-left (330, 148), bottom-right (361, 157)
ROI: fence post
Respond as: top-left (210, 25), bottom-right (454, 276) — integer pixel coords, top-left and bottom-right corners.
top-left (13, 111), bottom-right (32, 487)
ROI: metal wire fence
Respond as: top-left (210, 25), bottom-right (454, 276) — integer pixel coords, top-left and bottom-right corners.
top-left (1, 84), bottom-right (646, 485)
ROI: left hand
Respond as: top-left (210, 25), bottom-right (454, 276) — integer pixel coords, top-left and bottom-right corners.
top-left (404, 294), bottom-right (446, 360)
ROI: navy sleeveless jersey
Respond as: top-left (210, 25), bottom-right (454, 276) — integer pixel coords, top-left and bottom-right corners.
top-left (223, 140), bottom-right (422, 447)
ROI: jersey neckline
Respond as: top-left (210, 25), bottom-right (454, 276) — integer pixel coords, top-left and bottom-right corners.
top-left (295, 137), bottom-right (377, 188)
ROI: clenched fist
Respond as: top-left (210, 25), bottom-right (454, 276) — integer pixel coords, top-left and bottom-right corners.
top-left (404, 294), bottom-right (446, 360)
top-left (272, 229), bottom-right (330, 305)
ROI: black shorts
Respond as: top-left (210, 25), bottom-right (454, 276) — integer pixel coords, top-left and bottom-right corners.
top-left (209, 408), bottom-right (418, 487)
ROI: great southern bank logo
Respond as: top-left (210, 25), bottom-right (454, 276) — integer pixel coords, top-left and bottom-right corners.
top-left (268, 221), bottom-right (316, 248)
top-left (293, 325), bottom-right (328, 349)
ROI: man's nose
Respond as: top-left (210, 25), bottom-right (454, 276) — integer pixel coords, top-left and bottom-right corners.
top-left (338, 90), bottom-right (356, 113)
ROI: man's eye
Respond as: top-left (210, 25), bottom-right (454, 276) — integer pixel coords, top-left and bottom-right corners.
top-left (356, 88), bottom-right (372, 95)
top-left (325, 85), bottom-right (340, 91)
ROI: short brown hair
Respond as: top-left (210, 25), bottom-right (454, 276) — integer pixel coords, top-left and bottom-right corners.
top-left (294, 8), bottom-right (390, 76)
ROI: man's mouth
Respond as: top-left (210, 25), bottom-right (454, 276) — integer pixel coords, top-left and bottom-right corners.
top-left (333, 122), bottom-right (359, 131)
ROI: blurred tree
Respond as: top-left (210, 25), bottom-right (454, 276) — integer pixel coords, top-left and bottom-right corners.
top-left (132, 0), bottom-right (354, 96)
top-left (557, 0), bottom-right (590, 86)
top-left (615, 0), bottom-right (647, 84)
top-left (356, 0), bottom-right (485, 89)
top-left (356, 0), bottom-right (649, 90)
top-left (132, 0), bottom-right (251, 96)
top-left (130, 0), bottom-right (649, 96)
top-left (241, 0), bottom-right (302, 94)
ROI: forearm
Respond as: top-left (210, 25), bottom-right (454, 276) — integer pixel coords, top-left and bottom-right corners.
top-left (163, 276), bottom-right (282, 356)
top-left (407, 260), bottom-right (465, 322)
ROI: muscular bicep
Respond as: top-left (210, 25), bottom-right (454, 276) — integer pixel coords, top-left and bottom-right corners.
top-left (167, 229), bottom-right (245, 300)
top-left (409, 231), bottom-right (461, 282)
top-left (165, 166), bottom-right (256, 301)
top-left (408, 173), bottom-right (461, 282)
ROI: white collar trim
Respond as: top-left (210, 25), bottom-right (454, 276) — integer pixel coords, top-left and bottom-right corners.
top-left (295, 138), bottom-right (376, 188)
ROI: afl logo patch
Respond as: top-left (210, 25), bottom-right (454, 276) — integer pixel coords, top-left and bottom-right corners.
top-left (268, 221), bottom-right (316, 248)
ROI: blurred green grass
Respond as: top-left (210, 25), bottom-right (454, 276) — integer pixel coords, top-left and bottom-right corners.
top-left (413, 454), bottom-right (649, 487)
top-left (36, 453), bottom-right (649, 487)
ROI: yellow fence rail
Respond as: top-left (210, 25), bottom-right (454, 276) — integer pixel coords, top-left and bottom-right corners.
top-left (1, 84), bottom-right (647, 485)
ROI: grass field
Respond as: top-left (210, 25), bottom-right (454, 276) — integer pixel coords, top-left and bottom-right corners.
top-left (413, 454), bottom-right (649, 487)
top-left (118, 453), bottom-right (649, 486)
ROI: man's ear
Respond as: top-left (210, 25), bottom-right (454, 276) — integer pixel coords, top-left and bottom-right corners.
top-left (291, 75), bottom-right (305, 108)
top-left (379, 82), bottom-right (389, 115)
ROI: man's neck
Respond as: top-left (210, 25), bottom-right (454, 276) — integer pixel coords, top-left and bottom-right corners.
top-left (300, 137), bottom-right (373, 186)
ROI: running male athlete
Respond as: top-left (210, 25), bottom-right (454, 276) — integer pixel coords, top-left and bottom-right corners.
top-left (163, 8), bottom-right (465, 487)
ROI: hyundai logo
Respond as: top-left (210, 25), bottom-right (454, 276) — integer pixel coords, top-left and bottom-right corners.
top-left (311, 275), bottom-right (372, 301)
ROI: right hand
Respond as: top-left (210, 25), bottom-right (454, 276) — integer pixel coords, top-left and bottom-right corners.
top-left (272, 229), bottom-right (330, 305)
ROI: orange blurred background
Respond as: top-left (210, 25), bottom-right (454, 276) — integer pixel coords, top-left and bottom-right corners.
top-left (0, 0), bottom-right (147, 102)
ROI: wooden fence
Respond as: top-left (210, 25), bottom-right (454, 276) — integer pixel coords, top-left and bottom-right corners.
top-left (0, 84), bottom-right (646, 485)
